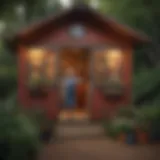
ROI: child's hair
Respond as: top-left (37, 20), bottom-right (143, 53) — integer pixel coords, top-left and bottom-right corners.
top-left (65, 67), bottom-right (75, 76)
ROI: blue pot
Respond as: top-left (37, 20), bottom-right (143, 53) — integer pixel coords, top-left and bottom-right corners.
top-left (126, 133), bottom-right (136, 145)
top-left (150, 131), bottom-right (160, 142)
top-left (149, 124), bottom-right (160, 142)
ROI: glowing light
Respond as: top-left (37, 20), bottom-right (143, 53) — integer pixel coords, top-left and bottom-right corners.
top-left (60, 0), bottom-right (72, 8)
top-left (27, 48), bottom-right (46, 67)
top-left (105, 49), bottom-right (123, 71)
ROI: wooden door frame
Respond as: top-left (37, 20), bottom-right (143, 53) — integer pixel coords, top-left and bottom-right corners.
top-left (57, 47), bottom-right (92, 113)
top-left (55, 45), bottom-right (108, 115)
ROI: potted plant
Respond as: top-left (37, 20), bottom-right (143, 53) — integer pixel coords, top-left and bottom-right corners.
top-left (148, 107), bottom-right (160, 143)
top-left (135, 108), bottom-right (150, 144)
top-left (124, 120), bottom-right (136, 145)
top-left (115, 119), bottom-right (136, 144)
top-left (103, 119), bottom-right (120, 139)
top-left (116, 122), bottom-right (127, 142)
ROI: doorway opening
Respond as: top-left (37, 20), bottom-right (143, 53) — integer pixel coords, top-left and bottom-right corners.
top-left (59, 47), bottom-right (91, 121)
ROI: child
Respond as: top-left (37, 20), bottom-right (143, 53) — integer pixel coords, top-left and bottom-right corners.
top-left (63, 67), bottom-right (80, 119)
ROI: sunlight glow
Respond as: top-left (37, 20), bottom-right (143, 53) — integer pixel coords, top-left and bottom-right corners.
top-left (60, 0), bottom-right (72, 8)
top-left (90, 0), bottom-right (99, 9)
top-left (28, 48), bottom-right (46, 67)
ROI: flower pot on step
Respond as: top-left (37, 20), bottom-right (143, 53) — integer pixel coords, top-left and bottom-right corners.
top-left (137, 131), bottom-right (149, 144)
top-left (117, 133), bottom-right (126, 142)
top-left (126, 132), bottom-right (136, 145)
top-left (149, 128), bottom-right (160, 144)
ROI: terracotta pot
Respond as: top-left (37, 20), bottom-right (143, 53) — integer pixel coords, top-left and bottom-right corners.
top-left (136, 131), bottom-right (149, 144)
top-left (117, 133), bottom-right (126, 142)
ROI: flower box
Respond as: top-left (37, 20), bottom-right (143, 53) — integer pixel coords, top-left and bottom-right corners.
top-left (29, 87), bottom-right (49, 98)
top-left (27, 76), bottom-right (55, 98)
top-left (102, 78), bottom-right (125, 97)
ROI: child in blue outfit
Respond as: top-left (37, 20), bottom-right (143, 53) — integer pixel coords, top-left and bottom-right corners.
top-left (64, 77), bottom-right (78, 108)
top-left (63, 67), bottom-right (80, 119)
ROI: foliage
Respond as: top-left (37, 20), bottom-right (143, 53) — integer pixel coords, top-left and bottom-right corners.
top-left (0, 43), bottom-right (17, 99)
top-left (103, 117), bottom-right (135, 138)
top-left (0, 96), bottom-right (41, 160)
top-left (104, 105), bottom-right (160, 140)
top-left (117, 107), bottom-right (136, 119)
top-left (133, 67), bottom-right (160, 104)
top-left (97, 0), bottom-right (160, 104)
top-left (133, 106), bottom-right (160, 133)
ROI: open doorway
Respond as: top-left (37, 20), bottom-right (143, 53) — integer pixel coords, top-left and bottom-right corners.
top-left (59, 48), bottom-right (91, 121)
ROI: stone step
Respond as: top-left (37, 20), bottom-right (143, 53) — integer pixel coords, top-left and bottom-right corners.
top-left (56, 123), bottom-right (105, 140)
top-left (58, 118), bottom-right (91, 126)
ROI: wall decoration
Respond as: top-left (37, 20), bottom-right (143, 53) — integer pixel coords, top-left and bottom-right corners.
top-left (69, 24), bottom-right (86, 39)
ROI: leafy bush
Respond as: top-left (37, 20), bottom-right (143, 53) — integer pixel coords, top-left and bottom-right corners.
top-left (103, 117), bottom-right (135, 138)
top-left (117, 107), bottom-right (136, 119)
top-left (0, 67), bottom-right (17, 99)
top-left (0, 95), bottom-right (42, 160)
top-left (134, 106), bottom-right (160, 132)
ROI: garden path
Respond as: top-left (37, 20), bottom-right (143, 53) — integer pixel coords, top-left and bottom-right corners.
top-left (38, 119), bottom-right (160, 160)
top-left (38, 138), bottom-right (160, 160)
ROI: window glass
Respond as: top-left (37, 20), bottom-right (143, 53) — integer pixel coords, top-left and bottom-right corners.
top-left (94, 48), bottom-right (124, 85)
top-left (26, 48), bottom-right (56, 89)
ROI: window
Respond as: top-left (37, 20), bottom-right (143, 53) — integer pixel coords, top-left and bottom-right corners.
top-left (94, 47), bottom-right (124, 96)
top-left (104, 49), bottom-right (123, 76)
top-left (94, 48), bottom-right (123, 78)
top-left (26, 48), bottom-right (57, 96)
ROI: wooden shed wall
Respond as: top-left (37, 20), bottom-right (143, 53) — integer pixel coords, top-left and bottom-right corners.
top-left (17, 22), bottom-right (132, 120)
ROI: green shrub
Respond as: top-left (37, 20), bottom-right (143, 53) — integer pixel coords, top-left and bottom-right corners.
top-left (0, 96), bottom-right (42, 160)
top-left (134, 106), bottom-right (160, 131)
top-left (103, 118), bottom-right (135, 138)
top-left (0, 68), bottom-right (17, 99)
top-left (117, 107), bottom-right (136, 119)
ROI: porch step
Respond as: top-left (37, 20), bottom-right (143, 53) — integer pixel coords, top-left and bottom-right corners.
top-left (58, 117), bottom-right (91, 125)
top-left (56, 122), bottom-right (105, 140)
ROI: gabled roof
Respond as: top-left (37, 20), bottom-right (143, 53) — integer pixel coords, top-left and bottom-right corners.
top-left (6, 4), bottom-right (150, 49)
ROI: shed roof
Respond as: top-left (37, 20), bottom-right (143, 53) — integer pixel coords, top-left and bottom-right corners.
top-left (5, 4), bottom-right (150, 50)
